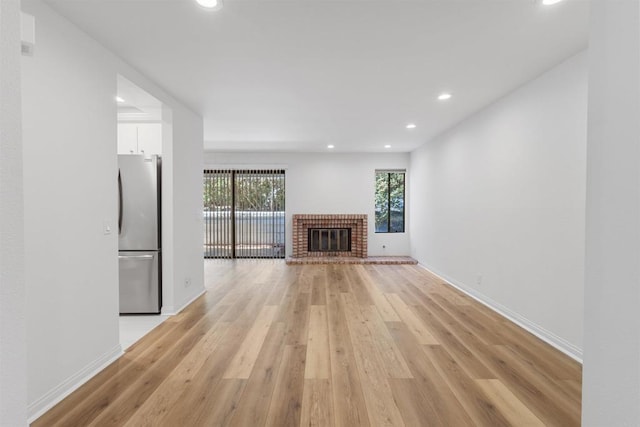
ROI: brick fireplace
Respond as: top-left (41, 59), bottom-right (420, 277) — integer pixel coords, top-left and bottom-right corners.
top-left (292, 214), bottom-right (367, 258)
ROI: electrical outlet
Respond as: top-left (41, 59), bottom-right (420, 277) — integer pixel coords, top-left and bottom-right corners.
top-left (476, 274), bottom-right (483, 285)
top-left (184, 277), bottom-right (191, 288)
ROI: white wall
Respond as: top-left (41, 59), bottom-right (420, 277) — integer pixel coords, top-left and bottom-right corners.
top-left (410, 51), bottom-right (587, 359)
top-left (166, 107), bottom-right (204, 312)
top-left (21, 0), bottom-right (120, 415)
top-left (0, 1), bottom-right (28, 425)
top-left (20, 0), bottom-right (204, 419)
top-left (204, 152), bottom-right (410, 257)
top-left (582, 1), bottom-right (640, 424)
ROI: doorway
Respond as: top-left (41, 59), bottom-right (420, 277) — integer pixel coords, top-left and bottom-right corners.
top-left (203, 169), bottom-right (285, 259)
top-left (117, 75), bottom-right (169, 348)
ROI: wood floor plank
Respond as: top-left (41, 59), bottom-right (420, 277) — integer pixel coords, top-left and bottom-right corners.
top-left (429, 292), bottom-right (510, 346)
top-left (219, 291), bottom-right (256, 322)
top-left (265, 265), bottom-right (296, 306)
top-left (387, 321), bottom-right (475, 427)
top-left (562, 379), bottom-right (582, 398)
top-left (224, 305), bottom-right (278, 379)
top-left (328, 264), bottom-right (351, 293)
top-left (195, 379), bottom-right (247, 426)
top-left (389, 378), bottom-right (444, 427)
top-left (285, 291), bottom-right (312, 346)
top-left (87, 322), bottom-right (228, 426)
top-left (433, 287), bottom-right (579, 386)
top-left (228, 322), bottom-right (287, 427)
top-left (366, 265), bottom-right (399, 293)
top-left (32, 262), bottom-right (582, 427)
top-left (499, 343), bottom-right (581, 408)
top-left (265, 344), bottom-right (307, 427)
top-left (462, 302), bottom-right (582, 380)
top-left (326, 292), bottom-right (371, 427)
top-left (411, 299), bottom-right (495, 379)
top-left (151, 323), bottom-right (251, 426)
top-left (345, 267), bottom-right (374, 305)
top-left (201, 261), bottom-right (252, 304)
top-left (156, 285), bottom-right (276, 426)
top-left (394, 265), bottom-right (439, 293)
top-left (298, 264), bottom-right (315, 294)
top-left (481, 345), bottom-right (580, 426)
top-left (305, 305), bottom-right (331, 379)
top-left (413, 289), bottom-right (580, 426)
top-left (385, 293), bottom-right (439, 345)
top-left (358, 266), bottom-right (401, 322)
top-left (214, 262), bottom-right (270, 302)
top-left (310, 265), bottom-right (328, 305)
top-left (476, 379), bottom-right (545, 427)
top-left (417, 291), bottom-right (499, 366)
top-left (423, 345), bottom-right (511, 426)
top-left (275, 271), bottom-right (299, 323)
top-left (359, 306), bottom-right (413, 379)
top-left (432, 285), bottom-right (472, 306)
top-left (301, 379), bottom-right (335, 427)
top-left (122, 320), bottom-right (231, 427)
top-left (341, 293), bottom-right (406, 427)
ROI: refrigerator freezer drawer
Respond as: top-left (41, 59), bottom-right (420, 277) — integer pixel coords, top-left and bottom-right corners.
top-left (119, 251), bottom-right (161, 314)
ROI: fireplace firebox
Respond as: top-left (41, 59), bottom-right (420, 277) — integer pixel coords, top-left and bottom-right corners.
top-left (308, 228), bottom-right (351, 252)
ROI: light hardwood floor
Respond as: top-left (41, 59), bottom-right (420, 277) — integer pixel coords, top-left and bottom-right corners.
top-left (32, 261), bottom-right (582, 426)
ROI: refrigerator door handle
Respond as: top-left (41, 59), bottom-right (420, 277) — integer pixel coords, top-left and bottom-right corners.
top-left (119, 254), bottom-right (154, 260)
top-left (118, 169), bottom-right (123, 235)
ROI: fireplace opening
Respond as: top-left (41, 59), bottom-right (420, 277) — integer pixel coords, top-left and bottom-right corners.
top-left (308, 228), bottom-right (352, 252)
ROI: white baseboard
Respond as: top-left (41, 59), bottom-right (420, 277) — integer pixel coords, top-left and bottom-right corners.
top-left (417, 263), bottom-right (583, 363)
top-left (161, 288), bottom-right (206, 315)
top-left (27, 344), bottom-right (123, 423)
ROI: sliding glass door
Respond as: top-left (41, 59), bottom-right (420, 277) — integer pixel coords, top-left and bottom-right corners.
top-left (203, 170), bottom-right (233, 258)
top-left (203, 169), bottom-right (285, 259)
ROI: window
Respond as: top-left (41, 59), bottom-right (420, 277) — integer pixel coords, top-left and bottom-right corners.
top-left (375, 170), bottom-right (405, 233)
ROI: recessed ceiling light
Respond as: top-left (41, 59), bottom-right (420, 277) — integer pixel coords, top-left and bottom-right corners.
top-left (406, 123), bottom-right (416, 129)
top-left (438, 93), bottom-right (452, 101)
top-left (327, 144), bottom-right (335, 149)
top-left (115, 96), bottom-right (125, 103)
top-left (384, 145), bottom-right (391, 149)
top-left (542, 0), bottom-right (563, 5)
top-left (196, 0), bottom-right (223, 10)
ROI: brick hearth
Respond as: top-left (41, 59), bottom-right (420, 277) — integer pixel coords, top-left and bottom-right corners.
top-left (292, 214), bottom-right (367, 258)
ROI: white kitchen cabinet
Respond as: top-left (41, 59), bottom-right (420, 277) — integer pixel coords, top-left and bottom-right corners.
top-left (117, 123), bottom-right (138, 154)
top-left (137, 123), bottom-right (162, 155)
top-left (117, 123), bottom-right (162, 155)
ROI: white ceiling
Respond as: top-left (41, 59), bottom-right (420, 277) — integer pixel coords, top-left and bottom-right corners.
top-left (48, 0), bottom-right (589, 152)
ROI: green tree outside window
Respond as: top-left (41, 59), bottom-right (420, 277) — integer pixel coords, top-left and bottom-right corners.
top-left (375, 171), bottom-right (405, 233)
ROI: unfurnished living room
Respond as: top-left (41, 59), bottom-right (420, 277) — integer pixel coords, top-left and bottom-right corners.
top-left (1, 0), bottom-right (639, 426)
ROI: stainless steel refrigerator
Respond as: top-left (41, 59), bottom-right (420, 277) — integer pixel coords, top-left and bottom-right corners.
top-left (118, 154), bottom-right (162, 314)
